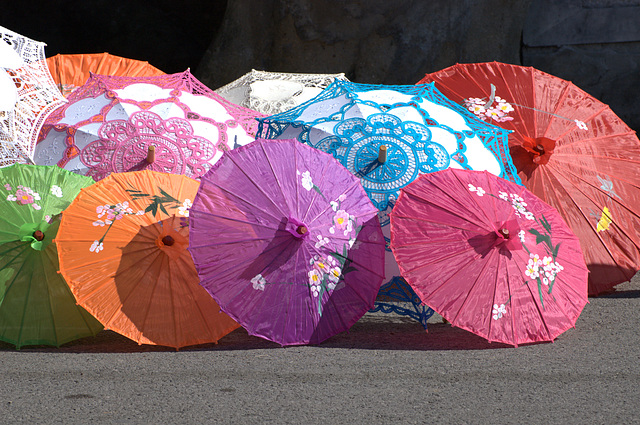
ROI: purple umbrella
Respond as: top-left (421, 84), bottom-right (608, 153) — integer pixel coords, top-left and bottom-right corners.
top-left (188, 138), bottom-right (385, 345)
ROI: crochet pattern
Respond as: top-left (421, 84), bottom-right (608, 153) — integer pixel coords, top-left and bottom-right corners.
top-left (1, 26), bottom-right (66, 166)
top-left (216, 69), bottom-right (349, 115)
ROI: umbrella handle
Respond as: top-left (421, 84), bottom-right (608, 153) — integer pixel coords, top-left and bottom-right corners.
top-left (145, 145), bottom-right (155, 164)
top-left (378, 145), bottom-right (387, 163)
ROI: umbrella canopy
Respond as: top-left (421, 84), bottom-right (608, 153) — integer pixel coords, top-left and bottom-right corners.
top-left (390, 168), bottom-right (589, 346)
top-left (257, 79), bottom-right (522, 303)
top-left (1, 25), bottom-right (66, 166)
top-left (46, 52), bottom-right (165, 97)
top-left (56, 170), bottom-right (239, 348)
top-left (0, 164), bottom-right (102, 348)
top-left (34, 69), bottom-right (265, 181)
top-left (188, 138), bottom-right (386, 346)
top-left (420, 61), bottom-right (640, 295)
top-left (215, 69), bottom-right (349, 115)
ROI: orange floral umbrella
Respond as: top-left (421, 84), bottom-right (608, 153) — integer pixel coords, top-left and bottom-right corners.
top-left (46, 53), bottom-right (165, 97)
top-left (55, 170), bottom-right (239, 348)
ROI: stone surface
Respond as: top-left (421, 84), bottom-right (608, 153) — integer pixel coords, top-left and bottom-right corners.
top-left (196, 0), bottom-right (531, 88)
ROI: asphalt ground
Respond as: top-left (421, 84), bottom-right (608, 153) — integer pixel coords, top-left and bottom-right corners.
top-left (1, 277), bottom-right (639, 424)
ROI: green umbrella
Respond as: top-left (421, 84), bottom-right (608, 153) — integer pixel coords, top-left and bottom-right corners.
top-left (0, 164), bottom-right (103, 348)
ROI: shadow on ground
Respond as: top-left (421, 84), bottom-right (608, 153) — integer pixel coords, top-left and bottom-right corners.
top-left (0, 313), bottom-right (536, 353)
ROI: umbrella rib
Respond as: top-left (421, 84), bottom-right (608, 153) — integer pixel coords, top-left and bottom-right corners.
top-left (39, 248), bottom-right (59, 347)
top-left (260, 140), bottom-right (294, 219)
top-left (540, 163), bottom-right (637, 272)
top-left (99, 249), bottom-right (163, 331)
top-left (15, 252), bottom-right (36, 349)
top-left (522, 279), bottom-right (554, 342)
top-left (189, 209), bottom-right (280, 230)
top-left (496, 63), bottom-right (530, 132)
top-left (223, 150), bottom-right (289, 220)
top-left (301, 144), bottom-right (332, 223)
top-left (134, 252), bottom-right (168, 345)
top-left (190, 235), bottom-right (291, 249)
top-left (305, 180), bottom-right (364, 226)
top-left (167, 258), bottom-right (180, 349)
top-left (550, 130), bottom-right (637, 149)
top-left (178, 260), bottom-right (218, 343)
top-left (553, 104), bottom-right (610, 142)
top-left (450, 249), bottom-right (496, 325)
top-left (486, 247), bottom-right (502, 344)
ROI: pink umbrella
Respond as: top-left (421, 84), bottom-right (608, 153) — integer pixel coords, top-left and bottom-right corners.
top-left (34, 70), bottom-right (264, 180)
top-left (188, 138), bottom-right (386, 346)
top-left (390, 168), bottom-right (589, 346)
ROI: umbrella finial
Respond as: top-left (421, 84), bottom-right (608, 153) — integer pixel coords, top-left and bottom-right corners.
top-left (378, 145), bottom-right (388, 163)
top-left (161, 235), bottom-right (175, 246)
top-left (146, 145), bottom-right (155, 164)
top-left (499, 228), bottom-right (510, 239)
top-left (33, 230), bottom-right (45, 241)
top-left (296, 225), bottom-right (307, 235)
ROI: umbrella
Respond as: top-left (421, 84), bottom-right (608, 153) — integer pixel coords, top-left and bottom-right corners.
top-left (256, 79), bottom-right (522, 315)
top-left (46, 52), bottom-right (165, 97)
top-left (34, 69), bottom-right (265, 181)
top-left (188, 138), bottom-right (386, 346)
top-left (55, 170), bottom-right (239, 348)
top-left (390, 168), bottom-right (589, 346)
top-left (1, 25), bottom-right (66, 166)
top-left (0, 164), bottom-right (102, 348)
top-left (420, 61), bottom-right (640, 295)
top-left (215, 69), bottom-right (349, 115)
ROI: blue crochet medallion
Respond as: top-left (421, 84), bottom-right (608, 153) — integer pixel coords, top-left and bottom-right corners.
top-left (258, 81), bottom-right (521, 212)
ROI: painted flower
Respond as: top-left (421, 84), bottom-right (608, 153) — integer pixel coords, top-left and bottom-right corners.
top-left (468, 184), bottom-right (485, 196)
top-left (6, 194), bottom-right (16, 202)
top-left (574, 120), bottom-right (588, 131)
top-left (251, 274), bottom-right (266, 291)
top-left (4, 184), bottom-right (11, 191)
top-left (50, 185), bottom-right (63, 198)
top-left (32, 203), bottom-right (41, 210)
top-left (15, 189), bottom-right (34, 205)
top-left (492, 303), bottom-right (507, 320)
top-left (90, 240), bottom-right (104, 253)
top-left (330, 200), bottom-right (339, 211)
top-left (315, 234), bottom-right (329, 249)
top-left (498, 191), bottom-right (508, 201)
top-left (178, 199), bottom-right (192, 216)
top-left (518, 230), bottom-right (526, 243)
top-left (313, 257), bottom-right (329, 274)
top-left (308, 270), bottom-right (322, 297)
top-left (333, 210), bottom-right (350, 230)
top-left (300, 170), bottom-right (314, 191)
top-left (525, 262), bottom-right (539, 279)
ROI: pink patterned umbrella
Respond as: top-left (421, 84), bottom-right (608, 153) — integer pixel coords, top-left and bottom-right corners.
top-left (188, 138), bottom-right (386, 346)
top-left (390, 168), bottom-right (589, 346)
top-left (33, 70), bottom-right (264, 180)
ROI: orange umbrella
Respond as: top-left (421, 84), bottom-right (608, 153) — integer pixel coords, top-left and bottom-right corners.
top-left (55, 170), bottom-right (239, 348)
top-left (46, 53), bottom-right (165, 97)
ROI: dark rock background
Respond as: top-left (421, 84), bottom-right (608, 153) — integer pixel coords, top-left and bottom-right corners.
top-left (3, 0), bottom-right (640, 132)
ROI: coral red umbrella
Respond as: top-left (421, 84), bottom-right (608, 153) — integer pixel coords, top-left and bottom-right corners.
top-left (390, 168), bottom-right (589, 346)
top-left (46, 52), bottom-right (165, 97)
top-left (420, 62), bottom-right (640, 295)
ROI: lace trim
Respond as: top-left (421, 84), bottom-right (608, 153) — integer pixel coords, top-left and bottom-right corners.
top-left (216, 69), bottom-right (349, 115)
top-left (1, 25), bottom-right (66, 163)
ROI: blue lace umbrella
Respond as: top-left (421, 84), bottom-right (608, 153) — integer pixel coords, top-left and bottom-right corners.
top-left (257, 81), bottom-right (522, 327)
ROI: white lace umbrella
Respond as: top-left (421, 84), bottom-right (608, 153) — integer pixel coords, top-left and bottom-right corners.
top-left (0, 26), bottom-right (66, 167)
top-left (215, 69), bottom-right (349, 115)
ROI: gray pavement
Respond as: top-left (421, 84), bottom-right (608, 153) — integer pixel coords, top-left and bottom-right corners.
top-left (1, 277), bottom-right (639, 424)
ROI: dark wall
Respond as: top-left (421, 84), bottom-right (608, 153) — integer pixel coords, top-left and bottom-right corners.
top-left (3, 0), bottom-right (640, 133)
top-left (0, 0), bottom-right (227, 74)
